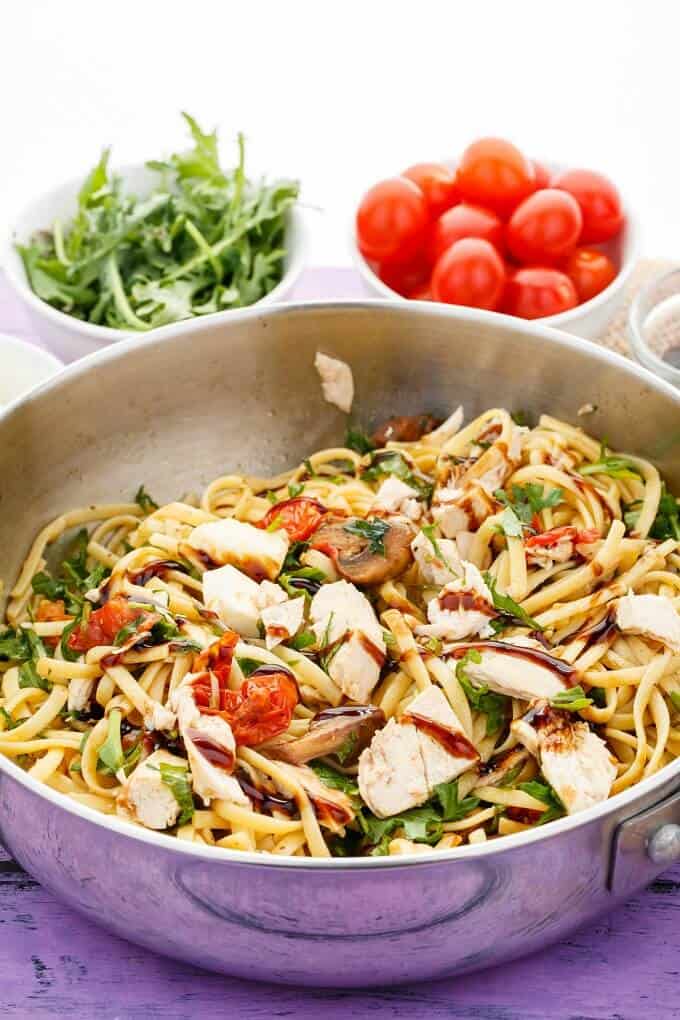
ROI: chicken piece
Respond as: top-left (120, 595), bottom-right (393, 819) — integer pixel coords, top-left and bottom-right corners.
top-left (372, 477), bottom-right (422, 522)
top-left (314, 351), bottom-right (354, 413)
top-left (411, 529), bottom-right (462, 587)
top-left (188, 517), bottom-right (289, 582)
top-left (416, 561), bottom-right (498, 641)
top-left (449, 639), bottom-right (577, 701)
top-left (67, 677), bottom-right (95, 713)
top-left (512, 702), bottom-right (617, 814)
top-left (202, 564), bottom-right (261, 637)
top-left (117, 749), bottom-right (187, 831)
top-left (260, 594), bottom-right (305, 649)
top-left (615, 592), bottom-right (680, 654)
top-left (171, 677), bottom-right (249, 808)
top-left (358, 686), bottom-right (478, 818)
top-left (310, 581), bottom-right (386, 703)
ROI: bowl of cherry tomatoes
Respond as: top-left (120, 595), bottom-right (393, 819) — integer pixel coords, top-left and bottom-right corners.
top-left (352, 137), bottom-right (636, 338)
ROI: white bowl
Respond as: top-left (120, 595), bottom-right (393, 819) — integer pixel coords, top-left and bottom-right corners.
top-left (3, 163), bottom-right (310, 363)
top-left (350, 159), bottom-right (638, 339)
top-left (0, 332), bottom-right (62, 407)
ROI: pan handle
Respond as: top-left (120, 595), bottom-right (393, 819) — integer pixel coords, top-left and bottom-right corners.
top-left (608, 786), bottom-right (680, 894)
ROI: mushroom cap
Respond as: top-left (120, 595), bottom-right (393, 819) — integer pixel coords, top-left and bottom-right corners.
top-left (311, 515), bottom-right (415, 586)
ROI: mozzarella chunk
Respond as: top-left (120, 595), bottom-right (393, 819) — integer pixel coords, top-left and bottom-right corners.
top-left (416, 561), bottom-right (496, 641)
top-left (372, 477), bottom-right (422, 521)
top-left (358, 686), bottom-right (478, 818)
top-left (512, 704), bottom-right (616, 814)
top-left (411, 530), bottom-right (462, 587)
top-left (67, 677), bottom-right (95, 713)
top-left (309, 581), bottom-right (385, 703)
top-left (314, 351), bottom-right (354, 413)
top-left (171, 677), bottom-right (249, 807)
top-left (453, 641), bottom-right (571, 701)
top-left (188, 517), bottom-right (289, 581)
top-left (261, 595), bottom-right (305, 649)
top-left (615, 592), bottom-right (680, 654)
top-left (117, 749), bottom-right (186, 831)
top-left (202, 564), bottom-right (261, 637)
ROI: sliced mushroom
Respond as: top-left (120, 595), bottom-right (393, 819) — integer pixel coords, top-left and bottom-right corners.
top-left (266, 705), bottom-right (386, 765)
top-left (311, 514), bottom-right (415, 585)
top-left (371, 413), bottom-right (441, 447)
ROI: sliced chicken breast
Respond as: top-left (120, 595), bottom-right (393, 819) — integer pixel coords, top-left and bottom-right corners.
top-left (615, 592), bottom-right (680, 654)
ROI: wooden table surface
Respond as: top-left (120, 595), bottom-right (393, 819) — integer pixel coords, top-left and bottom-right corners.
top-left (1, 267), bottom-right (679, 1019)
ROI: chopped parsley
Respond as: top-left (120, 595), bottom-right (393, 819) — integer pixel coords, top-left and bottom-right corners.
top-left (550, 685), bottom-right (593, 712)
top-left (455, 649), bottom-right (507, 736)
top-left (344, 517), bottom-right (390, 556)
top-left (495, 483), bottom-right (563, 529)
top-left (344, 426), bottom-right (375, 455)
top-left (135, 484), bottom-right (158, 513)
top-left (288, 481), bottom-right (305, 498)
top-left (497, 505), bottom-right (524, 539)
top-left (362, 450), bottom-right (433, 501)
top-left (624, 483), bottom-right (680, 540)
top-left (288, 629), bottom-right (316, 651)
top-left (236, 656), bottom-right (264, 678)
top-left (483, 573), bottom-right (543, 632)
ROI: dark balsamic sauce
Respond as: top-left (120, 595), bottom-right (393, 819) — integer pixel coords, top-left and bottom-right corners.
top-left (448, 640), bottom-right (579, 688)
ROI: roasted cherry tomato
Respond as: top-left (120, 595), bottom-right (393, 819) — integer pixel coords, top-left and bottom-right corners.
top-left (532, 160), bottom-right (551, 190)
top-left (428, 202), bottom-right (504, 265)
top-left (563, 247), bottom-right (617, 302)
top-left (374, 251), bottom-right (430, 296)
top-left (456, 137), bottom-right (535, 216)
top-left (356, 177), bottom-right (428, 263)
top-left (431, 238), bottom-right (506, 310)
top-left (503, 267), bottom-right (578, 319)
top-left (259, 497), bottom-right (326, 542)
top-left (551, 168), bottom-right (624, 243)
top-left (36, 598), bottom-right (70, 648)
top-left (67, 596), bottom-right (145, 653)
top-left (525, 525), bottom-right (599, 548)
top-left (402, 162), bottom-right (459, 218)
top-left (193, 630), bottom-right (240, 705)
top-left (221, 667), bottom-right (299, 746)
top-left (506, 189), bottom-right (582, 263)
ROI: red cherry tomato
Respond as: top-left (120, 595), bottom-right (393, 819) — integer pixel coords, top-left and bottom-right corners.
top-left (192, 631), bottom-right (240, 710)
top-left (259, 497), bottom-right (327, 542)
top-left (37, 598), bottom-right (69, 648)
top-left (428, 203), bottom-right (504, 265)
top-left (551, 168), bottom-right (624, 243)
top-left (431, 238), bottom-right (506, 310)
top-left (504, 267), bottom-right (578, 319)
top-left (375, 252), bottom-right (430, 296)
top-left (457, 138), bottom-right (535, 216)
top-left (221, 668), bottom-right (299, 746)
top-left (356, 177), bottom-right (428, 263)
top-left (408, 283), bottom-right (433, 301)
top-left (402, 163), bottom-right (459, 218)
top-left (532, 160), bottom-right (551, 190)
top-left (506, 189), bottom-right (582, 263)
top-left (564, 248), bottom-right (617, 302)
top-left (67, 596), bottom-right (147, 653)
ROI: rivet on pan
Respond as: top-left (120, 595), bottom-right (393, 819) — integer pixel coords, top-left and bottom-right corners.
top-left (647, 824), bottom-right (680, 865)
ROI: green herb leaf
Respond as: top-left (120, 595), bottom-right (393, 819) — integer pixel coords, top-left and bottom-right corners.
top-left (518, 780), bottom-right (565, 824)
top-left (362, 450), bottom-right (432, 501)
top-left (156, 762), bottom-right (195, 825)
top-left (669, 691), bottom-right (680, 714)
top-left (236, 656), bottom-right (263, 678)
top-left (498, 505), bottom-right (524, 539)
top-left (0, 627), bottom-right (32, 662)
top-left (624, 483), bottom-right (680, 540)
top-left (579, 454), bottom-right (641, 480)
top-left (113, 615), bottom-right (145, 646)
top-left (456, 649), bottom-right (507, 736)
top-left (433, 779), bottom-right (480, 821)
top-left (345, 426), bottom-right (375, 455)
top-left (343, 517), bottom-right (390, 556)
top-left (288, 481), bottom-right (305, 498)
top-left (135, 484), bottom-right (158, 513)
top-left (494, 483), bottom-right (563, 527)
top-left (278, 566), bottom-right (325, 598)
top-left (359, 805), bottom-right (443, 855)
top-left (97, 710), bottom-right (125, 774)
top-left (310, 761), bottom-right (359, 797)
top-left (550, 685), bottom-right (593, 712)
top-left (288, 629), bottom-right (316, 651)
top-left (484, 573), bottom-right (543, 631)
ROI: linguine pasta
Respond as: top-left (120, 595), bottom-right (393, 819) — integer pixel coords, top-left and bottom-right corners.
top-left (1, 407), bottom-right (679, 858)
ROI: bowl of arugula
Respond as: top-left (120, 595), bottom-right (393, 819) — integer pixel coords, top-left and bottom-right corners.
top-left (4, 114), bottom-right (308, 361)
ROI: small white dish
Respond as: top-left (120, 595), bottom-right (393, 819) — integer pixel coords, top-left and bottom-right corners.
top-left (350, 159), bottom-right (638, 339)
top-left (3, 163), bottom-right (309, 363)
top-left (0, 332), bottom-right (62, 408)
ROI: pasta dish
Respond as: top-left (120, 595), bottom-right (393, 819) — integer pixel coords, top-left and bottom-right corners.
top-left (1, 405), bottom-right (679, 858)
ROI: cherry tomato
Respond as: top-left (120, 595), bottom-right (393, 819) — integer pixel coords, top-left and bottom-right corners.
top-left (37, 598), bottom-right (69, 648)
top-left (374, 251), bottom-right (430, 296)
top-left (67, 596), bottom-right (146, 653)
top-left (356, 177), bottom-right (428, 263)
top-left (506, 189), bottom-right (582, 263)
top-left (221, 667), bottom-right (299, 746)
top-left (402, 163), bottom-right (459, 218)
top-left (408, 283), bottom-right (433, 301)
top-left (564, 248), bottom-right (617, 302)
top-left (551, 168), bottom-right (624, 243)
top-left (428, 203), bottom-right (504, 265)
top-left (456, 138), bottom-right (535, 216)
top-left (431, 238), bottom-right (506, 310)
top-left (503, 267), bottom-right (578, 319)
top-left (532, 160), bottom-right (551, 190)
top-left (191, 631), bottom-right (240, 710)
top-left (259, 497), bottom-right (326, 542)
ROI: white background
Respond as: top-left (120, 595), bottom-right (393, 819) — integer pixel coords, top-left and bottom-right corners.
top-left (3, 0), bottom-right (679, 267)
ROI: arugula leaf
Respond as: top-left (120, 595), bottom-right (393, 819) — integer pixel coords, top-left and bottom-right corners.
top-left (236, 656), bottom-right (263, 678)
top-left (345, 426), bottom-right (375, 455)
top-left (359, 806), bottom-right (443, 854)
top-left (484, 573), bottom-right (543, 631)
top-left (113, 615), bottom-right (145, 646)
top-left (310, 762), bottom-right (360, 798)
top-left (669, 691), bottom-right (680, 714)
top-left (433, 779), bottom-right (480, 821)
top-left (518, 780), bottom-right (565, 824)
top-left (18, 659), bottom-right (50, 692)
top-left (495, 483), bottom-right (563, 527)
top-left (288, 481), bottom-right (305, 498)
top-left (456, 649), bottom-right (507, 736)
top-left (0, 707), bottom-right (22, 730)
top-left (288, 630), bottom-right (316, 651)
top-left (278, 566), bottom-right (325, 598)
top-left (156, 762), bottom-right (195, 825)
top-left (97, 710), bottom-right (125, 774)
top-left (578, 451), bottom-right (641, 480)
top-left (135, 484), bottom-right (158, 513)
top-left (0, 627), bottom-right (32, 661)
top-left (343, 518), bottom-right (390, 556)
top-left (624, 483), bottom-right (680, 540)
top-left (550, 685), bottom-right (593, 711)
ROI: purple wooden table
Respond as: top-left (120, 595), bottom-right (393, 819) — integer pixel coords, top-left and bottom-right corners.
top-left (1, 267), bottom-right (679, 1019)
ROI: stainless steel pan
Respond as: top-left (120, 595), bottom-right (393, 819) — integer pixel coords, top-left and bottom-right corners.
top-left (1, 302), bottom-right (679, 988)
